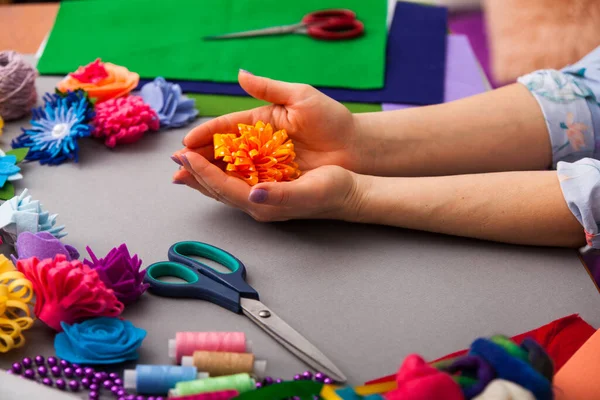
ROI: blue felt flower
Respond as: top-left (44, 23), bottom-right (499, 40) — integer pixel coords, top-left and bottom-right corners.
top-left (48, 90), bottom-right (95, 122)
top-left (139, 77), bottom-right (199, 129)
top-left (12, 91), bottom-right (94, 165)
top-left (54, 317), bottom-right (147, 364)
top-left (0, 149), bottom-right (21, 187)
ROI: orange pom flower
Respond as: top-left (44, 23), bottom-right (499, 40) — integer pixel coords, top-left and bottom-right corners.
top-left (56, 59), bottom-right (139, 104)
top-left (213, 121), bottom-right (301, 186)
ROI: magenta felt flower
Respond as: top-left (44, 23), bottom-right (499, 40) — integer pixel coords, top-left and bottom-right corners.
top-left (92, 95), bottom-right (159, 148)
top-left (83, 244), bottom-right (148, 305)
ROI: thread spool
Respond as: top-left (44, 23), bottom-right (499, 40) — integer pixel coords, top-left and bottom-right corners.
top-left (170, 373), bottom-right (255, 397)
top-left (0, 51), bottom-right (37, 121)
top-left (170, 332), bottom-right (251, 364)
top-left (168, 390), bottom-right (239, 400)
top-left (181, 351), bottom-right (266, 378)
top-left (123, 365), bottom-right (208, 395)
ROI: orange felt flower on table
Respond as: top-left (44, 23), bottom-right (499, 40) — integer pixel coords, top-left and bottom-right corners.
top-left (213, 121), bottom-right (301, 186)
top-left (56, 59), bottom-right (139, 104)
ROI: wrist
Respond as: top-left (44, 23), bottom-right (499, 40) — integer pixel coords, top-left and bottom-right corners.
top-left (338, 172), bottom-right (374, 223)
top-left (349, 113), bottom-right (379, 175)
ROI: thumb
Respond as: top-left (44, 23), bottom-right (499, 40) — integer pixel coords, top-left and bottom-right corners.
top-left (238, 69), bottom-right (311, 105)
top-left (248, 179), bottom-right (318, 207)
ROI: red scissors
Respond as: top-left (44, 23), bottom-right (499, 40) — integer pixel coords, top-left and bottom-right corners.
top-left (204, 9), bottom-right (364, 41)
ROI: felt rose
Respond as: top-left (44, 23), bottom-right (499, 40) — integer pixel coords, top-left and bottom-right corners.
top-left (139, 77), bottom-right (199, 129)
top-left (83, 244), bottom-right (148, 305)
top-left (54, 317), bottom-right (146, 364)
top-left (15, 231), bottom-right (79, 261)
top-left (57, 59), bottom-right (139, 104)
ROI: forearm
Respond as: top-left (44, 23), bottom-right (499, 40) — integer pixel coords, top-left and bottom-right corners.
top-left (346, 170), bottom-right (584, 248)
top-left (353, 84), bottom-right (552, 176)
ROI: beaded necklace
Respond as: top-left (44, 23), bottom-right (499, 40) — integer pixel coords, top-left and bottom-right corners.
top-left (7, 355), bottom-right (333, 400)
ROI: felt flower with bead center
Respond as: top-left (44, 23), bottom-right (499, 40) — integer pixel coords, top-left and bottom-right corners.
top-left (12, 91), bottom-right (94, 165)
top-left (213, 121), bottom-right (301, 186)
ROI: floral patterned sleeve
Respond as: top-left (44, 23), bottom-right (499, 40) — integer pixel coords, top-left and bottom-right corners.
top-left (518, 46), bottom-right (600, 247)
top-left (517, 46), bottom-right (600, 166)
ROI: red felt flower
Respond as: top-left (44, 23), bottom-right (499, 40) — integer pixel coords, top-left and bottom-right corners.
top-left (92, 95), bottom-right (159, 148)
top-left (17, 255), bottom-right (124, 331)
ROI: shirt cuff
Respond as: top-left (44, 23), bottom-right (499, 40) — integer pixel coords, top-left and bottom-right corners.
top-left (557, 158), bottom-right (600, 248)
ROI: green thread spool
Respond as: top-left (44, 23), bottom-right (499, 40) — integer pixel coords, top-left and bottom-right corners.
top-left (172, 373), bottom-right (255, 396)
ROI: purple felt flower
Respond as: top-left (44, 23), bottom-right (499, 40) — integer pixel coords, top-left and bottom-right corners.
top-left (14, 231), bottom-right (79, 261)
top-left (139, 77), bottom-right (199, 129)
top-left (83, 244), bottom-right (148, 305)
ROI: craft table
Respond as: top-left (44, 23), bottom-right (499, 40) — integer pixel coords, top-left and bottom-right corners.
top-left (0, 68), bottom-right (599, 398)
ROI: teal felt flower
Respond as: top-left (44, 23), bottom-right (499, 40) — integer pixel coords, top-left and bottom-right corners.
top-left (0, 148), bottom-right (29, 200)
top-left (54, 317), bottom-right (146, 364)
top-left (0, 150), bottom-right (21, 187)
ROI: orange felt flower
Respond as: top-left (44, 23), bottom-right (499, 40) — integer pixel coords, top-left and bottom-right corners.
top-left (56, 59), bottom-right (139, 104)
top-left (213, 121), bottom-right (301, 186)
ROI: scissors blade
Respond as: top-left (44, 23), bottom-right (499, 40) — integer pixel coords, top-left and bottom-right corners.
top-left (204, 23), bottom-right (306, 40)
top-left (240, 298), bottom-right (347, 383)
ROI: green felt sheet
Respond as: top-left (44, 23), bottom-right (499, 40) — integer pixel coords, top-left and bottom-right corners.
top-left (37, 0), bottom-right (388, 90)
top-left (187, 94), bottom-right (382, 117)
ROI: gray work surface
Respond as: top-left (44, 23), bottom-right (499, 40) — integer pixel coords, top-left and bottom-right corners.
top-left (0, 75), bottom-right (598, 395)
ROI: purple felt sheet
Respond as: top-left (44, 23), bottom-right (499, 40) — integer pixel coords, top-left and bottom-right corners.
top-left (382, 34), bottom-right (486, 111)
top-left (448, 10), bottom-right (500, 88)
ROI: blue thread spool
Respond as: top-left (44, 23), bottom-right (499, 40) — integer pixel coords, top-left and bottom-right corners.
top-left (123, 365), bottom-right (208, 395)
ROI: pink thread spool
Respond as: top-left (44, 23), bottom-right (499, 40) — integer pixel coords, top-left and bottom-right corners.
top-left (170, 332), bottom-right (251, 364)
top-left (169, 390), bottom-right (239, 400)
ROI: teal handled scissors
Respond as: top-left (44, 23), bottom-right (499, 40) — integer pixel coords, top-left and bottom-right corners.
top-left (204, 9), bottom-right (364, 41)
top-left (144, 241), bottom-right (347, 383)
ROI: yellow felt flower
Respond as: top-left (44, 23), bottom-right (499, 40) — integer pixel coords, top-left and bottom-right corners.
top-left (0, 255), bottom-right (34, 353)
top-left (0, 254), bottom-right (15, 275)
top-left (213, 121), bottom-right (301, 186)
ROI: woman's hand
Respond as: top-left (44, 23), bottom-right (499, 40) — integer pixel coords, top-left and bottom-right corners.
top-left (179, 70), bottom-right (364, 173)
top-left (173, 151), bottom-right (363, 222)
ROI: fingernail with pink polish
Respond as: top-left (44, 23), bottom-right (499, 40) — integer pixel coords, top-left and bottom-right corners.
top-left (171, 155), bottom-right (182, 166)
top-left (239, 69), bottom-right (254, 75)
top-left (249, 189), bottom-right (268, 203)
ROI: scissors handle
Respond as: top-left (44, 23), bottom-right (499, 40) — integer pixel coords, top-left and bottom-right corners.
top-left (168, 241), bottom-right (259, 300)
top-left (144, 261), bottom-right (242, 313)
top-left (302, 9), bottom-right (356, 25)
top-left (302, 9), bottom-right (364, 40)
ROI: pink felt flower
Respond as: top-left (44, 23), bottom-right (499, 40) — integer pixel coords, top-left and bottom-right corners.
top-left (92, 95), bottom-right (159, 148)
top-left (565, 112), bottom-right (588, 150)
top-left (16, 255), bottom-right (124, 331)
top-left (69, 59), bottom-right (109, 84)
top-left (384, 354), bottom-right (464, 400)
